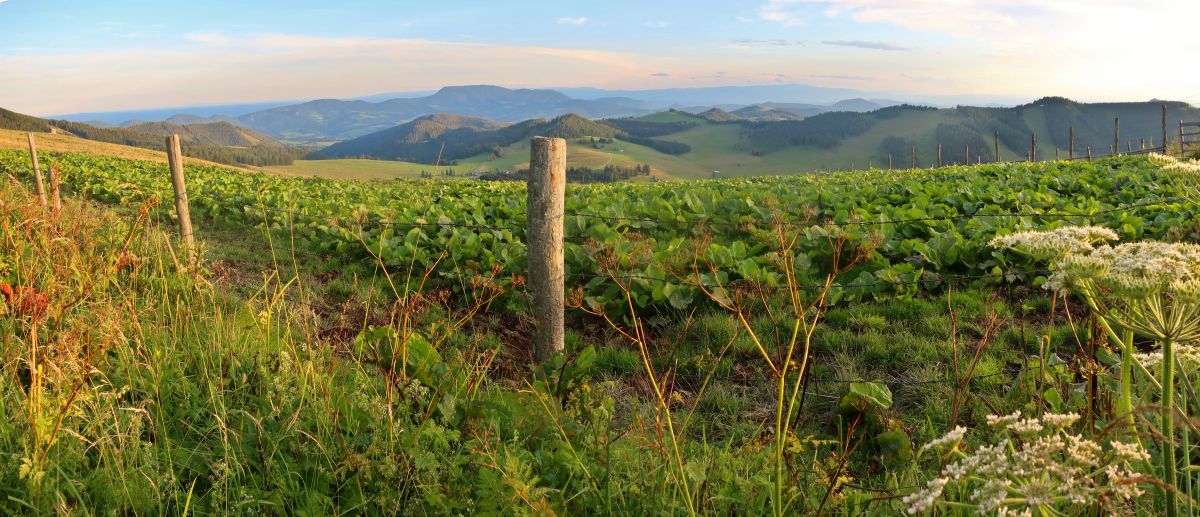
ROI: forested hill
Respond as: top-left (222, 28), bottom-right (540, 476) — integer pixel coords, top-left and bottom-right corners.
top-left (0, 107), bottom-right (305, 167)
top-left (316, 113), bottom-right (693, 163)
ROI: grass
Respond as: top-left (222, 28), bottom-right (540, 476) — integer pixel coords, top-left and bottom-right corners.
top-left (0, 128), bottom-right (252, 171)
top-left (0, 165), bottom-right (1091, 514)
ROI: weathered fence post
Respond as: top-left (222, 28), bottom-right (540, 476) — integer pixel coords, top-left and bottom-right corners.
top-left (1182, 120), bottom-right (1187, 155)
top-left (527, 136), bottom-right (566, 361)
top-left (1068, 127), bottom-right (1075, 160)
top-left (1031, 132), bottom-right (1037, 162)
top-left (165, 135), bottom-right (196, 263)
top-left (964, 144), bottom-right (969, 165)
top-left (1087, 146), bottom-right (1093, 161)
top-left (1163, 104), bottom-right (1169, 151)
top-left (1114, 117), bottom-right (1120, 156)
top-left (937, 143), bottom-right (942, 167)
top-left (888, 153), bottom-right (892, 169)
top-left (48, 162), bottom-right (62, 210)
top-left (994, 131), bottom-right (1001, 163)
top-left (911, 144), bottom-right (916, 169)
top-left (26, 132), bottom-right (48, 207)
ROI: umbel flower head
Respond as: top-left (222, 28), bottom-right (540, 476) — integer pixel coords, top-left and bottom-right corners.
top-left (1149, 153), bottom-right (1200, 174)
top-left (903, 412), bottom-right (1149, 515)
top-left (989, 226), bottom-right (1118, 260)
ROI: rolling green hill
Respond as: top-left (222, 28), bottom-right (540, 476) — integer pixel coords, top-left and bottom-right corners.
top-left (275, 97), bottom-right (1200, 180)
top-left (0, 107), bottom-right (305, 167)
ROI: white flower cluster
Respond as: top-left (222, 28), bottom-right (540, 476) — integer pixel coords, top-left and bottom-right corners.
top-left (1134, 343), bottom-right (1200, 369)
top-left (904, 412), bottom-right (1150, 515)
top-left (989, 226), bottom-right (1119, 260)
top-left (918, 425), bottom-right (967, 454)
top-left (1149, 152), bottom-right (1200, 174)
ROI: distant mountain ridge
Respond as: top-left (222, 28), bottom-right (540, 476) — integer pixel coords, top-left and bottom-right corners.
top-left (238, 86), bottom-right (649, 143)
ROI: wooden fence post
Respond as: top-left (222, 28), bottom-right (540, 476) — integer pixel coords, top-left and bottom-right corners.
top-left (26, 133), bottom-right (48, 207)
top-left (48, 162), bottom-right (62, 210)
top-left (911, 145), bottom-right (916, 169)
top-left (527, 136), bottom-right (566, 361)
top-left (994, 131), bottom-right (1000, 163)
top-left (1087, 146), bottom-right (1093, 161)
top-left (1031, 132), bottom-right (1037, 162)
top-left (1114, 117), bottom-right (1120, 156)
top-left (888, 153), bottom-right (892, 169)
top-left (1182, 120), bottom-right (1187, 155)
top-left (1069, 127), bottom-right (1075, 160)
top-left (964, 144), bottom-right (969, 165)
top-left (1163, 104), bottom-right (1169, 152)
top-left (165, 135), bottom-right (196, 263)
top-left (937, 143), bottom-right (942, 167)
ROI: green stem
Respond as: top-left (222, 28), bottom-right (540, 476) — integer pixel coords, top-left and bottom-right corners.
top-left (1163, 337), bottom-right (1178, 517)
top-left (1119, 329), bottom-right (1135, 428)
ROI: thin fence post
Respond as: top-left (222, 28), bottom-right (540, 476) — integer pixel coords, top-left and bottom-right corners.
top-left (48, 162), bottom-right (62, 211)
top-left (1055, 148), bottom-right (1060, 161)
top-left (994, 131), bottom-right (1000, 163)
top-left (1087, 146), bottom-right (1093, 161)
top-left (26, 132), bottom-right (48, 207)
top-left (1163, 104), bottom-right (1169, 152)
top-left (165, 135), bottom-right (196, 264)
top-left (964, 144), bottom-right (969, 165)
top-left (1069, 126), bottom-right (1075, 160)
top-left (1141, 138), bottom-right (1146, 151)
top-left (527, 136), bottom-right (566, 361)
top-left (888, 153), bottom-right (892, 169)
top-left (1182, 120), bottom-right (1188, 155)
top-left (911, 145), bottom-right (916, 169)
top-left (1114, 117), bottom-right (1120, 156)
top-left (1031, 132), bottom-right (1037, 162)
top-left (937, 143), bottom-right (942, 167)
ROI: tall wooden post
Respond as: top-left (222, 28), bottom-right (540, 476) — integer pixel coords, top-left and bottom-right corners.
top-left (1068, 127), bottom-right (1075, 160)
top-left (527, 136), bottom-right (566, 361)
top-left (48, 162), bottom-right (62, 211)
top-left (994, 131), bottom-right (1000, 163)
top-left (1087, 146), bottom-right (1093, 161)
top-left (165, 135), bottom-right (196, 263)
top-left (911, 144), bottom-right (916, 169)
top-left (937, 143), bottom-right (942, 167)
top-left (1163, 104), bottom-right (1169, 151)
top-left (1114, 117), bottom-right (1120, 156)
top-left (26, 133), bottom-right (48, 207)
top-left (1182, 120), bottom-right (1187, 154)
top-left (1055, 148), bottom-right (1060, 161)
top-left (1141, 138), bottom-right (1146, 151)
top-left (888, 153), bottom-right (893, 169)
top-left (1031, 132), bottom-right (1037, 162)
top-left (964, 144), bottom-right (969, 165)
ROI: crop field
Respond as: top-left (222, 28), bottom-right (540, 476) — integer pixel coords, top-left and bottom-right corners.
top-left (1, 148), bottom-right (1199, 514)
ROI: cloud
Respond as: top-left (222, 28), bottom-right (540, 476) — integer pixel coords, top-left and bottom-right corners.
top-left (643, 21), bottom-right (670, 29)
top-left (0, 34), bottom-right (651, 115)
top-left (811, 74), bottom-right (872, 81)
top-left (650, 72), bottom-right (670, 77)
top-left (728, 39), bottom-right (803, 49)
top-left (758, 0), bottom-right (806, 27)
top-left (556, 17), bottom-right (588, 26)
top-left (823, 40), bottom-right (909, 51)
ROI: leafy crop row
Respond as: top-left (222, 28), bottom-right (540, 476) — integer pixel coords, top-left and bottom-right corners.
top-left (0, 151), bottom-right (1190, 311)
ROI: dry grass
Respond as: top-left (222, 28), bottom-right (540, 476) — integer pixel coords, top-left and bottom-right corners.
top-left (0, 128), bottom-right (254, 172)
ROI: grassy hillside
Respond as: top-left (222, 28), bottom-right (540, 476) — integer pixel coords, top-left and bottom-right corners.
top-left (0, 128), bottom-right (255, 170)
top-left (0, 107), bottom-right (304, 167)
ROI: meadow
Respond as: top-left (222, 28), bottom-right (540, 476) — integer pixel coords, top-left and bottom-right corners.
top-left (1, 146), bottom-right (1200, 515)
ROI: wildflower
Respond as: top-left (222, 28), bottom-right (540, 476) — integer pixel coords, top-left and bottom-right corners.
top-left (1149, 153), bottom-right (1200, 174)
top-left (903, 476), bottom-right (948, 514)
top-left (986, 411), bottom-right (1022, 430)
top-left (919, 426), bottom-right (967, 455)
top-left (0, 283), bottom-right (49, 321)
top-left (989, 226), bottom-right (1118, 259)
top-left (1110, 441), bottom-right (1150, 462)
top-left (1041, 412), bottom-right (1080, 429)
top-left (1008, 418), bottom-right (1043, 436)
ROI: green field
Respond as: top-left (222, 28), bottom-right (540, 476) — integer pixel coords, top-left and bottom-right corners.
top-left (3, 147), bottom-right (1199, 515)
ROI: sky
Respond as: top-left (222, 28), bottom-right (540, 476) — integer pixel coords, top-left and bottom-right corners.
top-left (1, 0), bottom-right (1199, 116)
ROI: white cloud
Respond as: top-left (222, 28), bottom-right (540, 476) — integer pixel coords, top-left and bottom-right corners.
top-left (643, 21), bottom-right (670, 29)
top-left (556, 17), bottom-right (588, 26)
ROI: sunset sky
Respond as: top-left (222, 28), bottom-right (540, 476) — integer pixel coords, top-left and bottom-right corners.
top-left (2, 0), bottom-right (1198, 115)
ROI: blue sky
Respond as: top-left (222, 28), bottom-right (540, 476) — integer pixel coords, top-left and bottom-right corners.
top-left (2, 0), bottom-right (1198, 115)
